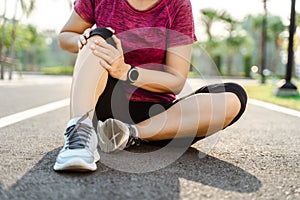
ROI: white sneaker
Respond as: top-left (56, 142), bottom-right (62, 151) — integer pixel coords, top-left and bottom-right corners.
top-left (97, 118), bottom-right (141, 153)
top-left (54, 111), bottom-right (100, 172)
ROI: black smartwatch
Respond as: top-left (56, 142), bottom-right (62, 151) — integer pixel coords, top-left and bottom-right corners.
top-left (126, 66), bottom-right (139, 84)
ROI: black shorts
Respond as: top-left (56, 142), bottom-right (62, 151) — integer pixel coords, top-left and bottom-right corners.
top-left (95, 76), bottom-right (247, 146)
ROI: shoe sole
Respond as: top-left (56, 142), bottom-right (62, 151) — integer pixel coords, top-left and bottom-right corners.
top-left (97, 119), bottom-right (129, 153)
top-left (53, 151), bottom-right (100, 172)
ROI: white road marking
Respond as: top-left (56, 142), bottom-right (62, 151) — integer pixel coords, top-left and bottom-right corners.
top-left (248, 98), bottom-right (300, 118)
top-left (0, 99), bottom-right (70, 129)
top-left (0, 97), bottom-right (299, 129)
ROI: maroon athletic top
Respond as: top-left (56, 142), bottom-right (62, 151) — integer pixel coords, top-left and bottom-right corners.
top-left (74, 0), bottom-right (197, 102)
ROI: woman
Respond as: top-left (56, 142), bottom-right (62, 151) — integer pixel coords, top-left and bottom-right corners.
top-left (53, 0), bottom-right (247, 172)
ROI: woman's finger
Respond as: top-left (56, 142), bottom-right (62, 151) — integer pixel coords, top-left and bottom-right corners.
top-left (100, 59), bottom-right (112, 71)
top-left (112, 35), bottom-right (123, 52)
top-left (83, 29), bottom-right (90, 37)
top-left (78, 40), bottom-right (83, 50)
top-left (91, 44), bottom-right (115, 63)
top-left (78, 34), bottom-right (88, 49)
top-left (80, 34), bottom-right (87, 42)
top-left (83, 28), bottom-right (92, 38)
top-left (96, 39), bottom-right (123, 62)
top-left (106, 27), bottom-right (115, 34)
top-left (96, 40), bottom-right (117, 52)
top-left (91, 44), bottom-right (109, 55)
top-left (78, 28), bottom-right (93, 49)
top-left (78, 34), bottom-right (86, 49)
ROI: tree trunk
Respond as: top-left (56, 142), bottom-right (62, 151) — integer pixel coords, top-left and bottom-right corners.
top-left (272, 40), bottom-right (280, 75)
top-left (8, 21), bottom-right (17, 80)
top-left (243, 54), bottom-right (252, 78)
top-left (8, 0), bottom-right (20, 80)
top-left (213, 55), bottom-right (222, 74)
top-left (260, 0), bottom-right (267, 84)
top-left (226, 55), bottom-right (233, 76)
top-left (0, 0), bottom-right (8, 80)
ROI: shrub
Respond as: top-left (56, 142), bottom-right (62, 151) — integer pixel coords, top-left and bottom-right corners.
top-left (41, 66), bottom-right (73, 75)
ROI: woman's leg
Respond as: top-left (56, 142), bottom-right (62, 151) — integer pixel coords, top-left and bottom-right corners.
top-left (97, 82), bottom-right (247, 152)
top-left (136, 92), bottom-right (241, 141)
top-left (70, 35), bottom-right (108, 119)
top-left (54, 35), bottom-right (110, 171)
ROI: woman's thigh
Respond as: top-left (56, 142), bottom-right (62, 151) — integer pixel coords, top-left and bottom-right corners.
top-left (94, 81), bottom-right (247, 146)
top-left (95, 77), bottom-right (172, 124)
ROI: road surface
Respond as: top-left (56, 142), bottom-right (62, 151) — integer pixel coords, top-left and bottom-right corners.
top-left (0, 74), bottom-right (299, 199)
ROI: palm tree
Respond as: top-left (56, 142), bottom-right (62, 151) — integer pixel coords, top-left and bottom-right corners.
top-left (268, 16), bottom-right (285, 75)
top-left (8, 0), bottom-right (35, 80)
top-left (224, 29), bottom-right (251, 76)
top-left (200, 9), bottom-right (234, 74)
top-left (261, 0), bottom-right (268, 84)
top-left (68, 0), bottom-right (74, 10)
top-left (218, 12), bottom-right (243, 76)
top-left (199, 9), bottom-right (219, 41)
top-left (276, 0), bottom-right (298, 95)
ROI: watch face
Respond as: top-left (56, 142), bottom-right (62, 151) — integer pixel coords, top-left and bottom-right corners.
top-left (129, 68), bottom-right (139, 82)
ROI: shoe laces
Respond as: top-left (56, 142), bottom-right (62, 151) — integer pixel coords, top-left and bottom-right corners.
top-left (126, 136), bottom-right (141, 148)
top-left (65, 111), bottom-right (93, 149)
top-left (125, 124), bottom-right (141, 148)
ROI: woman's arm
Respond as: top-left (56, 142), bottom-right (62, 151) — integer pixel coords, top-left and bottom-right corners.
top-left (96, 40), bottom-right (192, 95)
top-left (133, 44), bottom-right (192, 94)
top-left (59, 11), bottom-right (93, 53)
top-left (90, 36), bottom-right (192, 95)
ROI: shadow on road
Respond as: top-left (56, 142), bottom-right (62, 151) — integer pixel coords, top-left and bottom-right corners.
top-left (0, 146), bottom-right (261, 199)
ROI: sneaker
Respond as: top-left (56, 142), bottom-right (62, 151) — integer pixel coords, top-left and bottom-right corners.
top-left (53, 111), bottom-right (100, 172)
top-left (97, 118), bottom-right (140, 153)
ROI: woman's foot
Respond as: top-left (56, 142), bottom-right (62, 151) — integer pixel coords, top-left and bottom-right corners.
top-left (97, 118), bottom-right (140, 153)
top-left (54, 111), bottom-right (100, 172)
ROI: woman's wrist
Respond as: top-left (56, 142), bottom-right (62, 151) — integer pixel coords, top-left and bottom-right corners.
top-left (120, 64), bottom-right (132, 81)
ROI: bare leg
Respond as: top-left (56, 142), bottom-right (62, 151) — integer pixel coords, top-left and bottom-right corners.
top-left (54, 36), bottom-right (109, 171)
top-left (136, 92), bottom-right (241, 140)
top-left (70, 36), bottom-right (108, 119)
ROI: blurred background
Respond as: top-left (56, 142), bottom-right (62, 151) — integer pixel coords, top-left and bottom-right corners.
top-left (0, 0), bottom-right (299, 108)
top-left (0, 0), bottom-right (299, 77)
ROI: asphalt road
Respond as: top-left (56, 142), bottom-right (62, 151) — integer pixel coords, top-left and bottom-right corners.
top-left (0, 75), bottom-right (299, 200)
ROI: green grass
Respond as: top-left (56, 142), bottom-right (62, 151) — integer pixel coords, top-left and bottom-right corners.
top-left (41, 66), bottom-right (73, 75)
top-left (244, 82), bottom-right (300, 111)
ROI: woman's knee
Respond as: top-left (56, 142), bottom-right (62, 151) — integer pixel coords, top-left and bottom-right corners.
top-left (73, 35), bottom-right (107, 75)
top-left (80, 35), bottom-right (105, 54)
top-left (225, 93), bottom-right (241, 125)
top-left (224, 82), bottom-right (248, 110)
top-left (224, 83), bottom-right (248, 126)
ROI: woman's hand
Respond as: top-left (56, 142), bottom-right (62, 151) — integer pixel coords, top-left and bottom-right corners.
top-left (90, 35), bottom-right (130, 81)
top-left (78, 28), bottom-right (93, 50)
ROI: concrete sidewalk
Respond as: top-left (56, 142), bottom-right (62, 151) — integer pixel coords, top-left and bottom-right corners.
top-left (0, 74), bottom-right (299, 199)
top-left (0, 73), bottom-right (72, 86)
